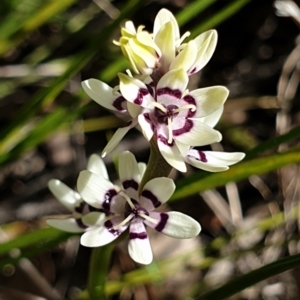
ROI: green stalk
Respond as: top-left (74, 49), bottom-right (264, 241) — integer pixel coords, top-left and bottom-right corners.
top-left (139, 137), bottom-right (173, 192)
top-left (87, 245), bottom-right (113, 300)
top-left (198, 252), bottom-right (300, 300)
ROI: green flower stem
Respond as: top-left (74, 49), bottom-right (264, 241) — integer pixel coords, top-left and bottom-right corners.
top-left (198, 252), bottom-right (300, 300)
top-left (139, 137), bottom-right (173, 192)
top-left (87, 244), bottom-right (113, 300)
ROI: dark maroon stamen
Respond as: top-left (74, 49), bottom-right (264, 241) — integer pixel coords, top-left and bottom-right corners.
top-left (157, 87), bottom-right (182, 99)
top-left (134, 88), bottom-right (149, 105)
top-left (123, 179), bottom-right (139, 191)
top-left (102, 189), bottom-right (117, 211)
top-left (155, 213), bottom-right (169, 232)
top-left (173, 119), bottom-right (193, 136)
top-left (141, 190), bottom-right (161, 208)
top-left (129, 232), bottom-right (147, 239)
top-left (113, 96), bottom-right (126, 111)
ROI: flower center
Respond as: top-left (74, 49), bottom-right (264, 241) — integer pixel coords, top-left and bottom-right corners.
top-left (113, 192), bottom-right (157, 229)
top-left (152, 102), bottom-right (196, 143)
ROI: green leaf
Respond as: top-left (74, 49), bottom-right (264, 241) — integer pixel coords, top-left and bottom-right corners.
top-left (198, 252), bottom-right (300, 299)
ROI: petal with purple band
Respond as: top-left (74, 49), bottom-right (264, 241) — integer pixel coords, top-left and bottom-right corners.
top-left (48, 179), bottom-right (81, 212)
top-left (128, 222), bottom-right (153, 264)
top-left (81, 216), bottom-right (128, 247)
top-left (87, 154), bottom-right (109, 179)
top-left (46, 218), bottom-right (87, 233)
top-left (146, 211), bottom-right (201, 238)
top-left (157, 136), bottom-right (187, 172)
top-left (174, 119), bottom-right (222, 147)
top-left (157, 68), bottom-right (188, 95)
top-left (77, 171), bottom-right (118, 211)
top-left (186, 150), bottom-right (245, 172)
top-left (81, 79), bottom-right (123, 111)
top-left (101, 119), bottom-right (138, 157)
top-left (139, 177), bottom-right (175, 211)
top-left (189, 86), bottom-right (228, 118)
top-left (119, 151), bottom-right (140, 199)
top-left (118, 73), bottom-right (153, 108)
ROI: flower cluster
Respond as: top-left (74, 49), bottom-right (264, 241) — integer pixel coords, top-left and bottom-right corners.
top-left (82, 9), bottom-right (244, 172)
top-left (48, 152), bottom-right (200, 264)
top-left (47, 9), bottom-right (245, 265)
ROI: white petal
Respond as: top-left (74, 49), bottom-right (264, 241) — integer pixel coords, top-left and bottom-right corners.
top-left (127, 101), bottom-right (143, 118)
top-left (48, 179), bottom-right (81, 211)
top-left (87, 154), bottom-right (109, 179)
top-left (118, 73), bottom-right (153, 108)
top-left (189, 86), bottom-right (228, 118)
top-left (170, 40), bottom-right (197, 72)
top-left (81, 211), bottom-right (106, 226)
top-left (139, 177), bottom-right (175, 211)
top-left (118, 151), bottom-right (140, 199)
top-left (82, 79), bottom-right (123, 111)
top-left (188, 30), bottom-right (218, 74)
top-left (199, 106), bottom-right (224, 128)
top-left (47, 218), bottom-right (86, 233)
top-left (153, 8), bottom-right (180, 42)
top-left (186, 150), bottom-right (245, 172)
top-left (102, 120), bottom-right (137, 157)
top-left (138, 113), bottom-right (154, 141)
top-left (175, 140), bottom-right (189, 156)
top-left (174, 119), bottom-right (222, 146)
top-left (81, 216), bottom-right (128, 247)
top-left (157, 137), bottom-right (186, 172)
top-left (157, 68), bottom-right (188, 95)
top-left (154, 21), bottom-right (175, 73)
top-left (128, 222), bottom-right (153, 264)
top-left (146, 211), bottom-right (201, 238)
top-left (138, 162), bottom-right (147, 178)
top-left (77, 171), bottom-right (117, 210)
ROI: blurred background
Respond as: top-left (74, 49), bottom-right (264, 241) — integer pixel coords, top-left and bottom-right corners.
top-left (1, 0), bottom-right (300, 299)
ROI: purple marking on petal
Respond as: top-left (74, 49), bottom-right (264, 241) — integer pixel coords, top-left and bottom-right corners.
top-left (123, 179), bottom-right (139, 191)
top-left (104, 220), bottom-right (120, 236)
top-left (134, 88), bottom-right (149, 105)
top-left (155, 213), bottom-right (169, 232)
top-left (141, 190), bottom-right (161, 208)
top-left (183, 94), bottom-right (196, 118)
top-left (76, 218), bottom-right (88, 229)
top-left (157, 87), bottom-right (182, 99)
top-left (102, 189), bottom-right (117, 211)
top-left (129, 231), bottom-right (147, 239)
top-left (158, 134), bottom-right (174, 146)
top-left (173, 119), bottom-right (193, 137)
top-left (113, 96), bottom-right (126, 111)
top-left (199, 151), bottom-right (207, 162)
top-left (189, 67), bottom-right (197, 75)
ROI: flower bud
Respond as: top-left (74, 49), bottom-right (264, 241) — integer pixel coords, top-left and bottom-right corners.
top-left (114, 21), bottom-right (161, 75)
